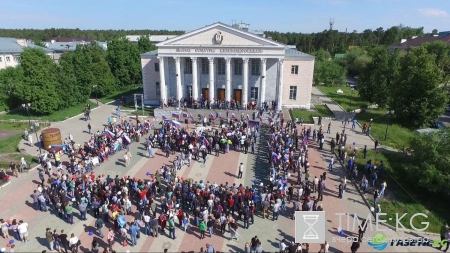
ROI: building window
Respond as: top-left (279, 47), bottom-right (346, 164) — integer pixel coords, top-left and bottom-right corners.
top-left (154, 62), bottom-right (159, 72)
top-left (291, 65), bottom-right (299, 74)
top-left (184, 58), bottom-right (192, 74)
top-left (156, 82), bottom-right (161, 96)
top-left (217, 59), bottom-right (225, 75)
top-left (13, 56), bottom-right (20, 62)
top-left (0, 57), bottom-right (2, 62)
top-left (250, 87), bottom-right (258, 100)
top-left (251, 59), bottom-right (260, 76)
top-left (201, 59), bottom-right (209, 74)
top-left (234, 59), bottom-right (242, 75)
top-left (289, 86), bottom-right (297, 100)
top-left (6, 56), bottom-right (10, 62)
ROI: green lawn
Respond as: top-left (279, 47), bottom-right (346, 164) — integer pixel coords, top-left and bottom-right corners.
top-left (291, 105), bottom-right (334, 124)
top-left (316, 85), bottom-right (369, 112)
top-left (0, 101), bottom-right (97, 122)
top-left (0, 134), bottom-right (23, 153)
top-left (0, 123), bottom-right (30, 131)
top-left (98, 86), bottom-right (143, 104)
top-left (0, 133), bottom-right (38, 170)
top-left (355, 109), bottom-right (415, 149)
top-left (350, 149), bottom-right (446, 233)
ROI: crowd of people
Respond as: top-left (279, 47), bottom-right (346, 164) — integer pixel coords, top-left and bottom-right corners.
top-left (1, 100), bottom-right (401, 253)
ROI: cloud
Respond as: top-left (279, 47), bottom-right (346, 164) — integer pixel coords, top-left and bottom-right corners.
top-left (418, 8), bottom-right (449, 18)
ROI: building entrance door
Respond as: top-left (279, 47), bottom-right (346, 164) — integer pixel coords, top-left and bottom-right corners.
top-left (234, 89), bottom-right (242, 104)
top-left (217, 89), bottom-right (225, 101)
top-left (202, 88), bottom-right (209, 100)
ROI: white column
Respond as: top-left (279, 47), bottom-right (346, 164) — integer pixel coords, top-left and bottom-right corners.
top-left (174, 57), bottom-right (182, 102)
top-left (191, 57), bottom-right (198, 100)
top-left (260, 58), bottom-right (267, 108)
top-left (242, 58), bottom-right (249, 108)
top-left (225, 58), bottom-right (231, 102)
top-left (157, 56), bottom-right (166, 103)
top-left (208, 57), bottom-right (215, 101)
top-left (277, 59), bottom-right (284, 111)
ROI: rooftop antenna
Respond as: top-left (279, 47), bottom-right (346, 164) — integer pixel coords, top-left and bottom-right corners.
top-left (329, 18), bottom-right (334, 31)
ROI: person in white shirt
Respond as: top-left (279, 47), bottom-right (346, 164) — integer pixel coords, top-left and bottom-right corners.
top-left (68, 233), bottom-right (79, 252)
top-left (17, 221), bottom-right (28, 242)
top-left (279, 239), bottom-right (287, 252)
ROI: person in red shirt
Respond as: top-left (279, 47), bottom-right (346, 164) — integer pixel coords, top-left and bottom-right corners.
top-left (228, 198), bottom-right (235, 215)
top-left (177, 209), bottom-right (183, 227)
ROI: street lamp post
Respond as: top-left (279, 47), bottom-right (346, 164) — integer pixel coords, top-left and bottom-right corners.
top-left (93, 85), bottom-right (98, 105)
top-left (22, 103), bottom-right (41, 153)
top-left (384, 110), bottom-right (393, 141)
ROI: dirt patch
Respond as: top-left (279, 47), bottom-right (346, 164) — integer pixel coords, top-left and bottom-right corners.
top-left (0, 130), bottom-right (22, 141)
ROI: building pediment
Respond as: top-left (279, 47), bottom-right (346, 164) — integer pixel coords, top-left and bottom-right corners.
top-left (156, 22), bottom-right (285, 48)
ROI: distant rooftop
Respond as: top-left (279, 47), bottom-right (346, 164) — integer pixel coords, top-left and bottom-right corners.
top-left (389, 34), bottom-right (450, 51)
top-left (126, 35), bottom-right (177, 43)
top-left (45, 40), bottom-right (107, 52)
top-left (45, 37), bottom-right (94, 43)
top-left (0, 37), bottom-right (51, 54)
top-left (231, 21), bottom-right (265, 37)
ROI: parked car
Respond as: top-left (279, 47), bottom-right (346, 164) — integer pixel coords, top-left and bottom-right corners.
top-left (446, 105), bottom-right (450, 112)
top-left (431, 121), bottom-right (446, 129)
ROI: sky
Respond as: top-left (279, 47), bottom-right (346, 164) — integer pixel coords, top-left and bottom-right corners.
top-left (0, 0), bottom-right (448, 33)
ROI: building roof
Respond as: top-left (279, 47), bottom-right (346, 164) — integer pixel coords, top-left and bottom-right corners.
top-left (0, 37), bottom-right (51, 54)
top-left (285, 48), bottom-right (315, 59)
top-left (45, 37), bottom-right (94, 43)
top-left (156, 22), bottom-right (287, 48)
top-left (149, 35), bottom-right (177, 43)
top-left (389, 35), bottom-right (450, 50)
top-left (127, 35), bottom-right (177, 43)
top-left (140, 50), bottom-right (158, 57)
top-left (45, 41), bottom-right (107, 52)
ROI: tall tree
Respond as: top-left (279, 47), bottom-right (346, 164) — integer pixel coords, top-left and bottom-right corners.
top-left (390, 46), bottom-right (447, 128)
top-left (106, 38), bottom-right (142, 87)
top-left (17, 48), bottom-right (60, 114)
top-left (314, 60), bottom-right (346, 86)
top-left (312, 49), bottom-right (331, 61)
top-left (57, 53), bottom-right (80, 108)
top-left (0, 66), bottom-right (23, 109)
top-left (408, 129), bottom-right (450, 193)
top-left (137, 35), bottom-right (156, 54)
top-left (72, 45), bottom-right (95, 100)
top-left (422, 41), bottom-right (450, 81)
top-left (357, 46), bottom-right (401, 107)
top-left (86, 42), bottom-right (116, 96)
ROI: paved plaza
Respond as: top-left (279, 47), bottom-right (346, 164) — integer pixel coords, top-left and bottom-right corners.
top-left (0, 97), bottom-right (443, 253)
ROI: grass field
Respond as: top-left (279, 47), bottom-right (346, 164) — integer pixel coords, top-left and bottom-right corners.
top-left (355, 109), bottom-right (415, 149)
top-left (0, 133), bottom-right (38, 169)
top-left (351, 149), bottom-right (446, 233)
top-left (291, 105), bottom-right (334, 124)
top-left (98, 86), bottom-right (143, 104)
top-left (316, 85), bottom-right (369, 112)
top-left (0, 123), bottom-right (30, 131)
top-left (0, 101), bottom-right (97, 122)
top-left (316, 85), bottom-right (414, 149)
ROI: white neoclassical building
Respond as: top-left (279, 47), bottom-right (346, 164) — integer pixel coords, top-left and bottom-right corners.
top-left (140, 22), bottom-right (315, 110)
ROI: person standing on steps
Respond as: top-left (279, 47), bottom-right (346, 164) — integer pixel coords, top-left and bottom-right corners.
top-left (238, 163), bottom-right (244, 179)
